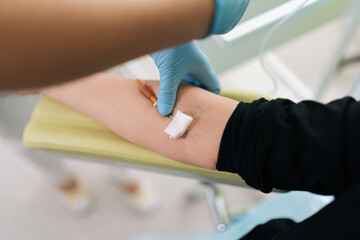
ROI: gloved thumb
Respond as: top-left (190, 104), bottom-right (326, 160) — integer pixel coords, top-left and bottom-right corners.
top-left (157, 74), bottom-right (181, 116)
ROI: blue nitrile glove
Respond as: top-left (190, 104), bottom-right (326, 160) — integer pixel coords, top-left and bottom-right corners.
top-left (150, 41), bottom-right (220, 116)
top-left (208, 0), bottom-right (250, 36)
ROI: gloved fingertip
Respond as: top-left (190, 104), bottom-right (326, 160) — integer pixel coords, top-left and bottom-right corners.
top-left (208, 81), bottom-right (222, 95)
top-left (157, 102), bottom-right (173, 116)
top-left (212, 88), bottom-right (221, 95)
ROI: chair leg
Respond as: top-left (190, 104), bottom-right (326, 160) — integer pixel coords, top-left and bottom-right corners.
top-left (202, 181), bottom-right (231, 232)
top-left (316, 0), bottom-right (360, 99)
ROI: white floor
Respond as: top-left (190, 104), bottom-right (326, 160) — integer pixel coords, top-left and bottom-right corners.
top-left (0, 20), bottom-right (359, 240)
top-left (0, 144), bottom-right (266, 240)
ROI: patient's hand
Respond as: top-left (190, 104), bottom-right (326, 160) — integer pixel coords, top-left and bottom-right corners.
top-left (41, 73), bottom-right (238, 170)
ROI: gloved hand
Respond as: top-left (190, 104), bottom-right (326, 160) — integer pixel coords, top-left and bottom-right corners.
top-left (151, 41), bottom-right (220, 116)
top-left (208, 0), bottom-right (250, 36)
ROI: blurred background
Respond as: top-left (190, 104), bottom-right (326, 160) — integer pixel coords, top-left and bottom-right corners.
top-left (1, 0), bottom-right (360, 239)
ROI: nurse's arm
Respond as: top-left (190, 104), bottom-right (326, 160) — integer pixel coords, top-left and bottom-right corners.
top-left (0, 0), bottom-right (214, 90)
top-left (39, 73), bottom-right (238, 170)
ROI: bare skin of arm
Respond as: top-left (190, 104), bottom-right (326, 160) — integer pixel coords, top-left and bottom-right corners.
top-left (39, 73), bottom-right (238, 169)
top-left (0, 0), bottom-right (214, 90)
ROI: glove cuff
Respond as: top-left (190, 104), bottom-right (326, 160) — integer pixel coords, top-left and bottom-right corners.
top-left (205, 0), bottom-right (223, 37)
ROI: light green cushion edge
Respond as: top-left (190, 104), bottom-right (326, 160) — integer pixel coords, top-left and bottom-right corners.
top-left (23, 88), bottom-right (272, 182)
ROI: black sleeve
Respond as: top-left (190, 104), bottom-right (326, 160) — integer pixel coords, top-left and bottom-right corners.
top-left (217, 97), bottom-right (360, 195)
top-left (239, 183), bottom-right (360, 240)
top-left (240, 218), bottom-right (296, 240)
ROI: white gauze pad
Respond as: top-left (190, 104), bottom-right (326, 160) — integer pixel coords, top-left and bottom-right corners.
top-left (164, 110), bottom-right (193, 139)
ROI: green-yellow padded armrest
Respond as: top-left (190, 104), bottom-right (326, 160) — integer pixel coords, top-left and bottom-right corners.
top-left (23, 87), bottom-right (272, 182)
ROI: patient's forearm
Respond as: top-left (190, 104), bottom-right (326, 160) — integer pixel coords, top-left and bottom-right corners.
top-left (41, 74), bottom-right (237, 169)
